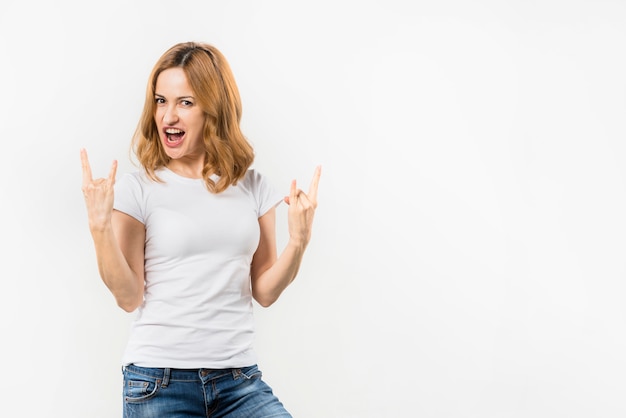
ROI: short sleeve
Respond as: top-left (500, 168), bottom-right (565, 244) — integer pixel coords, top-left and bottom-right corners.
top-left (248, 170), bottom-right (283, 217)
top-left (113, 172), bottom-right (145, 224)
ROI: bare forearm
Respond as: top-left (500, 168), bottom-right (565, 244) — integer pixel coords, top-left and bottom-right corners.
top-left (252, 166), bottom-right (321, 307)
top-left (253, 239), bottom-right (306, 307)
top-left (90, 226), bottom-right (143, 312)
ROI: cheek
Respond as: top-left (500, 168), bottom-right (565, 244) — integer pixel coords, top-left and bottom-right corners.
top-left (154, 109), bottom-right (164, 123)
top-left (190, 131), bottom-right (205, 148)
top-left (194, 121), bottom-right (205, 136)
top-left (190, 118), bottom-right (206, 137)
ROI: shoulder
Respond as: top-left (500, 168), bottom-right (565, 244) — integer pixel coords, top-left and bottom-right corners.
top-left (239, 168), bottom-right (283, 213)
top-left (118, 169), bottom-right (158, 186)
top-left (118, 169), bottom-right (145, 182)
top-left (115, 170), bottom-right (153, 197)
top-left (240, 168), bottom-right (268, 188)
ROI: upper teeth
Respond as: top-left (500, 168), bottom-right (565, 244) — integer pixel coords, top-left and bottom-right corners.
top-left (166, 129), bottom-right (183, 134)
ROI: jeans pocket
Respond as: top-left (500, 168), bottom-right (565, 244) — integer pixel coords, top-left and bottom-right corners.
top-left (239, 364), bottom-right (262, 380)
top-left (123, 373), bottom-right (160, 403)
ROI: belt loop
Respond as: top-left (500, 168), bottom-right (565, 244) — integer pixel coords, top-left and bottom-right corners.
top-left (162, 368), bottom-right (171, 388)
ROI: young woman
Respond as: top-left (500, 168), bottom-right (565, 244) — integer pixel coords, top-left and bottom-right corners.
top-left (81, 41), bottom-right (320, 417)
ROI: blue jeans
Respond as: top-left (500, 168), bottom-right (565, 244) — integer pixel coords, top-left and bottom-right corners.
top-left (122, 364), bottom-right (292, 417)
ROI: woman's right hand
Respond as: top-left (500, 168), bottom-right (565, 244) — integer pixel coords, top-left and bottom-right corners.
top-left (81, 148), bottom-right (118, 231)
top-left (80, 149), bottom-right (145, 312)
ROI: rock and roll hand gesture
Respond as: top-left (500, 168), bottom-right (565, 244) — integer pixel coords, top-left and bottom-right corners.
top-left (80, 149), bottom-right (118, 231)
top-left (284, 166), bottom-right (321, 247)
top-left (81, 147), bottom-right (321, 247)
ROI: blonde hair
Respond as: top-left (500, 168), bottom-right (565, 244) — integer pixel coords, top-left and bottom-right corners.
top-left (132, 42), bottom-right (254, 193)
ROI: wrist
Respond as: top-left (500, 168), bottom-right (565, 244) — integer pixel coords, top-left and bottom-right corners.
top-left (286, 237), bottom-right (308, 252)
top-left (89, 220), bottom-right (113, 235)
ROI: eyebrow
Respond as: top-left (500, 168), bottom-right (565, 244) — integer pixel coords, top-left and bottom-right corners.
top-left (154, 93), bottom-right (195, 101)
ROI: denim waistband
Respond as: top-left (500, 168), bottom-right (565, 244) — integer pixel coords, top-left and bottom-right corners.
top-left (123, 363), bottom-right (255, 383)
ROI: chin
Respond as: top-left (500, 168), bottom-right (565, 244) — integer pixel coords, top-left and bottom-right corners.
top-left (163, 149), bottom-right (184, 160)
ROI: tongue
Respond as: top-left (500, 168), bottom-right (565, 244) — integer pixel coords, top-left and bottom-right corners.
top-left (166, 133), bottom-right (184, 146)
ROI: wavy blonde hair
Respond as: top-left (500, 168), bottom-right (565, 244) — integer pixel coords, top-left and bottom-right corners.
top-left (131, 42), bottom-right (254, 193)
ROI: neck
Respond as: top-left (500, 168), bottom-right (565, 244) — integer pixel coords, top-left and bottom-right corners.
top-left (166, 159), bottom-right (205, 179)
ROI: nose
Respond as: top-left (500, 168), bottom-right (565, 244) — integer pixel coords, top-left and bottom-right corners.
top-left (163, 104), bottom-right (178, 125)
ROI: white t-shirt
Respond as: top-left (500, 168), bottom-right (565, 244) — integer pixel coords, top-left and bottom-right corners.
top-left (113, 167), bottom-right (283, 368)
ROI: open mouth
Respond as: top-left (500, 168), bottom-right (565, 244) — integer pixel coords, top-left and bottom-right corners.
top-left (165, 128), bottom-right (185, 146)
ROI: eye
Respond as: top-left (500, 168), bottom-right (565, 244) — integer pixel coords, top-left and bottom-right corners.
top-left (155, 97), bottom-right (165, 104)
top-left (181, 100), bottom-right (194, 106)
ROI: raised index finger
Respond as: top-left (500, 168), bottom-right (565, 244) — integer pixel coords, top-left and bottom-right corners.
top-left (80, 148), bottom-right (93, 186)
top-left (307, 165), bottom-right (322, 203)
top-left (108, 160), bottom-right (118, 184)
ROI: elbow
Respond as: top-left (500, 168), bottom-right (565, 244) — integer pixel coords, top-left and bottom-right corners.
top-left (253, 292), bottom-right (278, 308)
top-left (118, 302), bottom-right (138, 313)
top-left (106, 279), bottom-right (143, 312)
top-left (117, 300), bottom-right (139, 313)
top-left (255, 297), bottom-right (276, 308)
top-left (116, 294), bottom-right (142, 312)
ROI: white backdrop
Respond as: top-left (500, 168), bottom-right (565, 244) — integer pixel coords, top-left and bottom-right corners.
top-left (1, 0), bottom-right (625, 417)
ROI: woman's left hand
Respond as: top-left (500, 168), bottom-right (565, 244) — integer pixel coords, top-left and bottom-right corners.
top-left (284, 166), bottom-right (321, 247)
